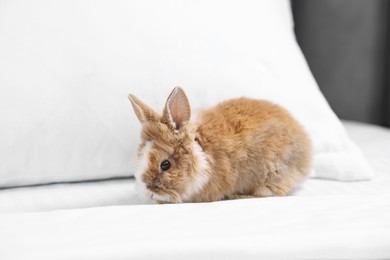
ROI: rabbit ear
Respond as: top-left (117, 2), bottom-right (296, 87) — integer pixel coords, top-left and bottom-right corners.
top-left (128, 94), bottom-right (159, 123)
top-left (162, 87), bottom-right (191, 130)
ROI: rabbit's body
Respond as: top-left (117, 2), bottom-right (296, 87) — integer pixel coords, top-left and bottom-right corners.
top-left (129, 87), bottom-right (312, 203)
top-left (190, 98), bottom-right (311, 202)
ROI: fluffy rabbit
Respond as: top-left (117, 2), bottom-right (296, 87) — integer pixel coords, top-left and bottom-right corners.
top-left (128, 87), bottom-right (312, 203)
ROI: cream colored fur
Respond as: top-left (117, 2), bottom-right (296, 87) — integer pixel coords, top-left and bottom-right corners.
top-left (128, 87), bottom-right (312, 203)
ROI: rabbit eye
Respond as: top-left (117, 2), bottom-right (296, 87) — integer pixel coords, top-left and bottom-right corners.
top-left (160, 160), bottom-right (171, 171)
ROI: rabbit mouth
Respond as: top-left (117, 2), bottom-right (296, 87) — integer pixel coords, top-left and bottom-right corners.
top-left (148, 189), bottom-right (182, 203)
top-left (149, 192), bottom-right (170, 202)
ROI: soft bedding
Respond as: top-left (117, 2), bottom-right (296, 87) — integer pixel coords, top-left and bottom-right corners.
top-left (1, 196), bottom-right (390, 260)
top-left (1, 121), bottom-right (390, 259)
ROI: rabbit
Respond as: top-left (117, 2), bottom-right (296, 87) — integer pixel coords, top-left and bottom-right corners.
top-left (128, 87), bottom-right (312, 203)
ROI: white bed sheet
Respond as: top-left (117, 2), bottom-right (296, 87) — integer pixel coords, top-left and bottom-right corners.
top-left (1, 195), bottom-right (390, 260)
top-left (1, 121), bottom-right (390, 259)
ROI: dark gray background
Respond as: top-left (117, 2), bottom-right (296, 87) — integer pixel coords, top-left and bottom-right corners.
top-left (292, 0), bottom-right (390, 127)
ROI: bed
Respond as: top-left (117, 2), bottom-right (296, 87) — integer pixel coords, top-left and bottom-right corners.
top-left (1, 121), bottom-right (389, 259)
top-left (1, 1), bottom-right (390, 259)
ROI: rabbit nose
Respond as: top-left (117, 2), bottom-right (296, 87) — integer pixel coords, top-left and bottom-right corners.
top-left (146, 177), bottom-right (161, 189)
top-left (153, 177), bottom-right (161, 186)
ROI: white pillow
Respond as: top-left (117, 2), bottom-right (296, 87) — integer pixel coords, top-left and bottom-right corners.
top-left (0, 0), bottom-right (372, 187)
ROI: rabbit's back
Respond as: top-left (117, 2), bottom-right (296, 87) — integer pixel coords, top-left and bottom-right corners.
top-left (193, 98), bottom-right (312, 201)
